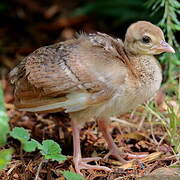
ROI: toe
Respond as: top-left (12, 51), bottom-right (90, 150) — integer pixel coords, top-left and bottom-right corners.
top-left (104, 149), bottom-right (148, 163)
top-left (81, 157), bottom-right (101, 163)
top-left (126, 153), bottom-right (148, 159)
top-left (73, 157), bottom-right (111, 174)
top-left (104, 150), bottom-right (127, 163)
top-left (79, 162), bottom-right (111, 171)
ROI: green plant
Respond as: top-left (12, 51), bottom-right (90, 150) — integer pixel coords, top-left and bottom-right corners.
top-left (0, 148), bottom-right (14, 170)
top-left (0, 83), bottom-right (10, 146)
top-left (62, 170), bottom-right (85, 180)
top-left (10, 127), bottom-right (66, 161)
top-left (0, 83), bottom-right (13, 170)
top-left (9, 127), bottom-right (84, 179)
top-left (73, 0), bottom-right (148, 23)
top-left (146, 0), bottom-right (180, 82)
top-left (145, 97), bottom-right (180, 153)
top-left (10, 127), bottom-right (30, 146)
top-left (9, 127), bottom-right (39, 152)
top-left (0, 1), bottom-right (9, 12)
top-left (39, 140), bottom-right (66, 161)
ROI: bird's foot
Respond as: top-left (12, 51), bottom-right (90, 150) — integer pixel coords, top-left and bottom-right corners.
top-left (104, 148), bottom-right (148, 163)
top-left (104, 149), bottom-right (127, 163)
top-left (73, 157), bottom-right (111, 175)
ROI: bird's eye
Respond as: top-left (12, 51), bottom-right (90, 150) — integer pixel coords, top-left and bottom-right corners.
top-left (142, 36), bottom-right (151, 44)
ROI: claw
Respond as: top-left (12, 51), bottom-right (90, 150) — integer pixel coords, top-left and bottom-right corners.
top-left (104, 149), bottom-right (127, 163)
top-left (74, 157), bottom-right (111, 175)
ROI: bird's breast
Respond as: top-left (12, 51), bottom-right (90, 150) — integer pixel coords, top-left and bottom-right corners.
top-left (94, 57), bottom-right (162, 118)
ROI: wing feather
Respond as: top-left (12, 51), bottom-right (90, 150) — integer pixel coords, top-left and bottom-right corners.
top-left (10, 33), bottom-right (127, 113)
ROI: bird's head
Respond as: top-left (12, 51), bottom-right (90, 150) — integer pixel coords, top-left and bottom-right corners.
top-left (124, 21), bottom-right (175, 55)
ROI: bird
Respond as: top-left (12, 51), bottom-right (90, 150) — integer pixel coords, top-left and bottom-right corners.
top-left (10, 21), bottom-right (175, 174)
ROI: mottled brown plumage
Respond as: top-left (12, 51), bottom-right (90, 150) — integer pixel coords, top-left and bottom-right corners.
top-left (10, 21), bottom-right (175, 174)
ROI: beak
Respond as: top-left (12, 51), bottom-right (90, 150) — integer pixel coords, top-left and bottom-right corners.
top-left (155, 40), bottom-right (175, 53)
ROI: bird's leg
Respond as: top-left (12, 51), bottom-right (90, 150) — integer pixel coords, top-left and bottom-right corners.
top-left (98, 118), bottom-right (127, 163)
top-left (71, 120), bottom-right (111, 175)
top-left (98, 118), bottom-right (147, 163)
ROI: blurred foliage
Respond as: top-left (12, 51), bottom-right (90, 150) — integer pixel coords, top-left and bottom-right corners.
top-left (0, 83), bottom-right (9, 146)
top-left (146, 0), bottom-right (180, 48)
top-left (0, 83), bottom-right (12, 170)
top-left (0, 148), bottom-right (13, 170)
top-left (147, 0), bottom-right (180, 82)
top-left (73, 0), bottom-right (162, 24)
top-left (159, 53), bottom-right (180, 82)
top-left (146, 97), bottom-right (180, 153)
top-left (0, 0), bottom-right (9, 12)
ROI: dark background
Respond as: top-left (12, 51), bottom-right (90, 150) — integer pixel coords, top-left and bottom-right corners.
top-left (0, 0), bottom-right (173, 77)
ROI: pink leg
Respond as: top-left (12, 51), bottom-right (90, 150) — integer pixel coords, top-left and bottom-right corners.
top-left (71, 120), bottom-right (111, 175)
top-left (98, 119), bottom-right (147, 163)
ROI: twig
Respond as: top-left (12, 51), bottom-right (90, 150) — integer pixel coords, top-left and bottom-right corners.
top-left (150, 121), bottom-right (158, 145)
top-left (138, 111), bottom-right (147, 131)
top-left (7, 160), bottom-right (22, 176)
top-left (110, 117), bottom-right (137, 128)
top-left (34, 160), bottom-right (44, 180)
top-left (157, 133), bottom-right (167, 150)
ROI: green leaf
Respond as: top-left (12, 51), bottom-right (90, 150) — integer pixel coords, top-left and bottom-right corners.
top-left (31, 139), bottom-right (42, 149)
top-left (0, 148), bottom-right (13, 170)
top-left (39, 140), bottom-right (66, 161)
top-left (23, 139), bottom-right (38, 152)
top-left (45, 154), bottom-right (66, 161)
top-left (40, 140), bottom-right (62, 154)
top-left (0, 83), bottom-right (9, 146)
top-left (10, 127), bottom-right (30, 144)
top-left (62, 171), bottom-right (84, 180)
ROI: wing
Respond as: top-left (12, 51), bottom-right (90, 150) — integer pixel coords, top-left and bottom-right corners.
top-left (10, 34), bottom-right (128, 113)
